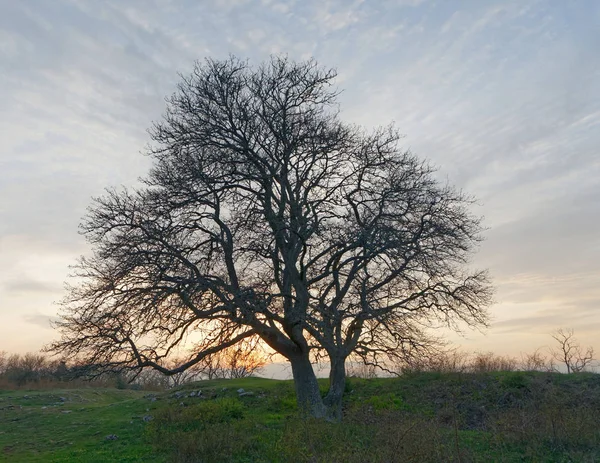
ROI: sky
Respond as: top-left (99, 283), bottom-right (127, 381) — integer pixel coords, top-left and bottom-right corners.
top-left (1, 0), bottom-right (599, 363)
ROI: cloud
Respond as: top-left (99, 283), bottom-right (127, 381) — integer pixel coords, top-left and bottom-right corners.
top-left (4, 279), bottom-right (61, 295)
top-left (23, 312), bottom-right (61, 330)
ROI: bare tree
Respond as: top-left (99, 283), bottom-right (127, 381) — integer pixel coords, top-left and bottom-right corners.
top-left (0, 351), bottom-right (6, 375)
top-left (190, 351), bottom-right (225, 381)
top-left (184, 337), bottom-right (267, 380)
top-left (48, 56), bottom-right (492, 420)
top-left (222, 338), bottom-right (267, 379)
top-left (550, 328), bottom-right (595, 373)
top-left (165, 361), bottom-right (205, 387)
top-left (0, 352), bottom-right (62, 386)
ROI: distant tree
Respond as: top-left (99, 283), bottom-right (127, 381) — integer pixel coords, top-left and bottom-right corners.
top-left (48, 56), bottom-right (492, 420)
top-left (218, 338), bottom-right (267, 379)
top-left (0, 351), bottom-right (6, 375)
top-left (550, 328), bottom-right (595, 373)
top-left (170, 338), bottom-right (267, 382)
top-left (0, 352), bottom-right (58, 386)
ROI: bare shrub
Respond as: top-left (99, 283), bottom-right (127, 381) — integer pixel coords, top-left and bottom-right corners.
top-left (164, 339), bottom-right (268, 386)
top-left (520, 348), bottom-right (555, 372)
top-left (0, 352), bottom-right (161, 390)
top-left (224, 340), bottom-right (267, 379)
top-left (346, 359), bottom-right (378, 379)
top-left (399, 349), bottom-right (472, 374)
top-left (470, 351), bottom-right (518, 373)
top-left (550, 328), bottom-right (595, 373)
top-left (0, 351), bottom-right (6, 374)
top-left (399, 349), bottom-right (523, 374)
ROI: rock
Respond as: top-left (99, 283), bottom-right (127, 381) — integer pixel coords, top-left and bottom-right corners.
top-left (150, 397), bottom-right (157, 402)
top-left (59, 397), bottom-right (67, 402)
top-left (142, 414), bottom-right (153, 422)
top-left (105, 434), bottom-right (118, 440)
top-left (237, 388), bottom-right (245, 394)
top-left (61, 410), bottom-right (72, 414)
top-left (239, 391), bottom-right (254, 397)
top-left (189, 391), bottom-right (196, 397)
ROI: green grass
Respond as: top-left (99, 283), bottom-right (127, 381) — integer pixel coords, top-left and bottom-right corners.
top-left (0, 388), bottom-right (164, 462)
top-left (2, 372), bottom-right (600, 462)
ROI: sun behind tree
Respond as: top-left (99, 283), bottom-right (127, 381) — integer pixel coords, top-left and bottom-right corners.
top-left (49, 56), bottom-right (492, 420)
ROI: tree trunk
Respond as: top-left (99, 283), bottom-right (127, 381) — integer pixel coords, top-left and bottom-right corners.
top-left (289, 353), bottom-right (328, 419)
top-left (324, 355), bottom-right (346, 421)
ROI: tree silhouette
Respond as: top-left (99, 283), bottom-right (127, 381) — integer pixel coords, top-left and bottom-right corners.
top-left (49, 56), bottom-right (492, 420)
top-left (550, 328), bottom-right (595, 373)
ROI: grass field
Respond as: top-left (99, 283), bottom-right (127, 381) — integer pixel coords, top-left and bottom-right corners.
top-left (1, 372), bottom-right (599, 462)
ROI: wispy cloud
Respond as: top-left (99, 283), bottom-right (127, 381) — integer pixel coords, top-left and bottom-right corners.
top-left (4, 278), bottom-right (61, 295)
top-left (23, 312), bottom-right (61, 330)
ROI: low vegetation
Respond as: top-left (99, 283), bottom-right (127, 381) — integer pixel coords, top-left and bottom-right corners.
top-left (2, 371), bottom-right (599, 462)
top-left (0, 344), bottom-right (267, 391)
top-left (2, 334), bottom-right (596, 461)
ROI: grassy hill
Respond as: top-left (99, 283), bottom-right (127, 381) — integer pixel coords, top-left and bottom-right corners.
top-left (1, 372), bottom-right (599, 462)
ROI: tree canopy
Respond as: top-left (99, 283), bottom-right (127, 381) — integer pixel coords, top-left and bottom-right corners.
top-left (50, 56), bottom-right (492, 420)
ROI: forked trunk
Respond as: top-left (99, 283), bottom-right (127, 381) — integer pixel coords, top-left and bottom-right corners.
top-left (289, 353), bottom-right (347, 421)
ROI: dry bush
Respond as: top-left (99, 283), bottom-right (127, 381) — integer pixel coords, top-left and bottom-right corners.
top-left (194, 338), bottom-right (267, 380)
top-left (346, 361), bottom-right (378, 379)
top-left (470, 351), bottom-right (518, 372)
top-left (399, 349), bottom-right (472, 374)
top-left (164, 338), bottom-right (268, 386)
top-left (0, 352), bottom-right (156, 390)
top-left (520, 349), bottom-right (555, 372)
top-left (130, 368), bottom-right (174, 390)
top-left (0, 340), bottom-right (269, 391)
top-left (221, 339), bottom-right (268, 379)
top-left (399, 349), bottom-right (524, 374)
